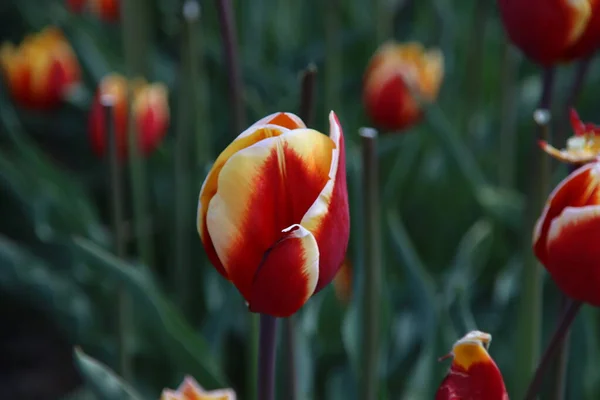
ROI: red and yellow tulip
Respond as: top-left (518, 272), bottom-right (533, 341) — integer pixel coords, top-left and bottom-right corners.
top-left (88, 74), bottom-right (169, 159)
top-left (539, 109), bottom-right (600, 166)
top-left (436, 330), bottom-right (508, 400)
top-left (533, 161), bottom-right (600, 305)
top-left (197, 111), bottom-right (350, 317)
top-left (160, 376), bottom-right (236, 400)
top-left (497, 0), bottom-right (600, 65)
top-left (0, 27), bottom-right (80, 110)
top-left (363, 41), bottom-right (444, 132)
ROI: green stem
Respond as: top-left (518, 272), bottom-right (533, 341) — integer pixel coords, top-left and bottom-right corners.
top-left (374, 0), bottom-right (391, 44)
top-left (498, 41), bottom-right (520, 188)
top-left (550, 295), bottom-right (571, 400)
top-left (121, 0), bottom-right (154, 269)
top-left (248, 313), bottom-right (259, 400)
top-left (299, 64), bottom-right (317, 126)
top-left (360, 127), bottom-right (382, 400)
top-left (258, 314), bottom-right (278, 400)
top-left (282, 318), bottom-right (298, 400)
top-left (102, 96), bottom-right (131, 381)
top-left (514, 68), bottom-right (555, 399)
top-left (324, 0), bottom-right (341, 118)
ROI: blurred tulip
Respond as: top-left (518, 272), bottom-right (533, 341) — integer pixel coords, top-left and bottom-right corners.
top-left (66, 0), bottom-right (86, 13)
top-left (363, 41), bottom-right (444, 132)
top-left (88, 74), bottom-right (169, 158)
top-left (497, 0), bottom-right (595, 65)
top-left (160, 376), bottom-right (236, 400)
top-left (333, 256), bottom-right (352, 305)
top-left (533, 161), bottom-right (600, 305)
top-left (436, 330), bottom-right (508, 400)
top-left (197, 111), bottom-right (349, 318)
top-left (88, 0), bottom-right (120, 21)
top-left (540, 109), bottom-right (600, 165)
top-left (0, 27), bottom-right (80, 110)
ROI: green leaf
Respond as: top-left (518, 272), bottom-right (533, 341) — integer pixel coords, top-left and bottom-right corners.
top-left (71, 236), bottom-right (229, 389)
top-left (74, 347), bottom-right (144, 400)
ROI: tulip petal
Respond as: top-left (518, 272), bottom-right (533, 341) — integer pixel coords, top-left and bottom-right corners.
top-left (533, 162), bottom-right (600, 265)
top-left (249, 224), bottom-right (319, 317)
top-left (205, 128), bottom-right (333, 300)
top-left (301, 111), bottom-right (350, 292)
top-left (546, 205), bottom-right (600, 305)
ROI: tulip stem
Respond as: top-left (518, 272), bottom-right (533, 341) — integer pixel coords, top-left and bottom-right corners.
top-left (258, 314), bottom-right (278, 400)
top-left (360, 127), bottom-right (382, 400)
top-left (523, 300), bottom-right (582, 400)
top-left (299, 64), bottom-right (317, 126)
top-left (102, 96), bottom-right (132, 381)
top-left (282, 318), bottom-right (298, 400)
top-left (498, 41), bottom-right (520, 188)
top-left (324, 0), bottom-right (341, 118)
top-left (515, 67), bottom-right (554, 398)
top-left (216, 0), bottom-right (246, 137)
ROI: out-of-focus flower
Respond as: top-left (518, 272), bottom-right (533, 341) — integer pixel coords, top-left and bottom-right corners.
top-left (333, 256), bottom-right (352, 305)
top-left (540, 109), bottom-right (600, 166)
top-left (88, 73), bottom-right (169, 159)
top-left (363, 41), bottom-right (444, 132)
top-left (160, 376), bottom-right (236, 400)
top-left (197, 111), bottom-right (350, 318)
top-left (533, 161), bottom-right (600, 305)
top-left (436, 331), bottom-right (508, 400)
top-left (65, 0), bottom-right (120, 21)
top-left (0, 27), bottom-right (80, 110)
top-left (497, 0), bottom-right (598, 65)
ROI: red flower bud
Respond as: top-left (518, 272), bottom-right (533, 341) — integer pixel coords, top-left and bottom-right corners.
top-left (88, 74), bottom-right (169, 159)
top-left (160, 376), bottom-right (236, 400)
top-left (497, 0), bottom-right (594, 65)
top-left (363, 41), bottom-right (444, 132)
top-left (197, 112), bottom-right (350, 317)
top-left (0, 27), bottom-right (80, 110)
top-left (436, 331), bottom-right (508, 400)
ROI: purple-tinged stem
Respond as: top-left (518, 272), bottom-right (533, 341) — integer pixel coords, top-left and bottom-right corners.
top-left (258, 314), bottom-right (278, 400)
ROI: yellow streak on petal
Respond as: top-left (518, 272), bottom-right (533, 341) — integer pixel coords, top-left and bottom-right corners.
top-left (566, 0), bottom-right (593, 44)
top-left (452, 341), bottom-right (492, 370)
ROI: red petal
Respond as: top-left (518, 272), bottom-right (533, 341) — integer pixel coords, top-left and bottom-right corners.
top-left (570, 108), bottom-right (586, 136)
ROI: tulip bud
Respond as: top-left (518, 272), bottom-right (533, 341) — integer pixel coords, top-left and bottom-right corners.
top-left (363, 41), bottom-right (444, 132)
top-left (497, 0), bottom-right (594, 65)
top-left (0, 27), bottom-right (80, 110)
top-left (539, 108), bottom-right (600, 165)
top-left (160, 376), bottom-right (236, 400)
top-left (197, 112), bottom-right (350, 317)
top-left (436, 331), bottom-right (508, 400)
top-left (533, 161), bottom-right (600, 305)
top-left (88, 74), bottom-right (169, 159)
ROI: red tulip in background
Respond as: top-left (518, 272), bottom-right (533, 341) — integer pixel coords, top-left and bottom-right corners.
top-left (160, 376), bottom-right (236, 400)
top-left (539, 108), bottom-right (600, 165)
top-left (88, 74), bottom-right (169, 159)
top-left (497, 0), bottom-right (600, 65)
top-left (363, 41), bottom-right (444, 132)
top-left (197, 112), bottom-right (350, 318)
top-left (0, 27), bottom-right (80, 110)
top-left (436, 330), bottom-right (508, 400)
top-left (66, 0), bottom-right (120, 21)
top-left (533, 160), bottom-right (600, 306)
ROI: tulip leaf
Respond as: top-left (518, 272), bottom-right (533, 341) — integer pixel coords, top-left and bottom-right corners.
top-left (74, 347), bottom-right (145, 400)
top-left (476, 185), bottom-right (524, 231)
top-left (71, 236), bottom-right (229, 389)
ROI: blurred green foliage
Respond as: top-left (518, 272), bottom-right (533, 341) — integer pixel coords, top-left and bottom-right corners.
top-left (2, 0), bottom-right (600, 399)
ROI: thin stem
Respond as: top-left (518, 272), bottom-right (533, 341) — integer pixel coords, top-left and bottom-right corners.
top-left (216, 0), bottom-right (246, 136)
top-left (121, 0), bottom-right (154, 269)
top-left (514, 67), bottom-right (555, 398)
top-left (299, 64), bottom-right (317, 126)
top-left (374, 0), bottom-right (391, 44)
top-left (248, 314), bottom-right (259, 400)
top-left (324, 0), bottom-right (341, 118)
top-left (360, 127), bottom-right (382, 400)
top-left (498, 39), bottom-right (520, 188)
top-left (282, 318), bottom-right (298, 400)
top-left (258, 314), bottom-right (278, 400)
top-left (464, 0), bottom-right (487, 127)
top-left (524, 300), bottom-right (583, 400)
top-left (103, 96), bottom-right (131, 381)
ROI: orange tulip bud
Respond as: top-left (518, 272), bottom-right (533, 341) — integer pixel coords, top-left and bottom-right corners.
top-left (333, 256), bottom-right (352, 305)
top-left (533, 161), bottom-right (600, 305)
top-left (197, 112), bottom-right (350, 317)
top-left (363, 41), bottom-right (444, 132)
top-left (539, 109), bottom-right (600, 165)
top-left (160, 376), bottom-right (236, 400)
top-left (497, 0), bottom-right (594, 65)
top-left (88, 74), bottom-right (169, 158)
top-left (436, 331), bottom-right (508, 400)
top-left (0, 27), bottom-right (80, 110)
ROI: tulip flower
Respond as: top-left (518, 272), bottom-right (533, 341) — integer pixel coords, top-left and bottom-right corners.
top-left (497, 0), bottom-right (598, 65)
top-left (539, 109), bottom-right (600, 166)
top-left (197, 111), bottom-right (349, 318)
top-left (160, 376), bottom-right (236, 400)
top-left (533, 161), bottom-right (600, 305)
top-left (66, 0), bottom-right (119, 21)
top-left (363, 41), bottom-right (444, 132)
top-left (436, 330), bottom-right (508, 400)
top-left (88, 74), bottom-right (169, 158)
top-left (0, 27), bottom-right (80, 110)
